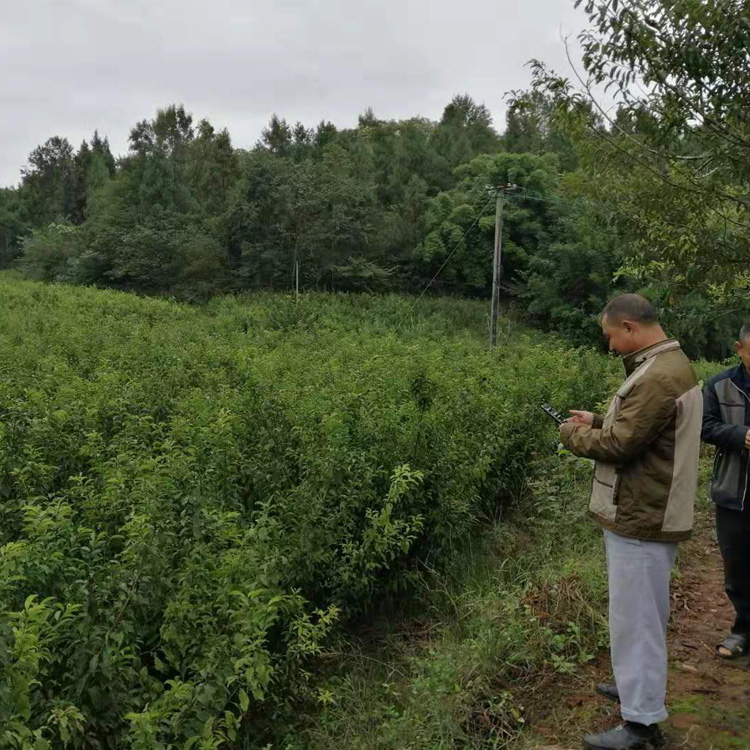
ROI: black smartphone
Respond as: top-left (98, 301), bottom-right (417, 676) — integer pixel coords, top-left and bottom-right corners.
top-left (540, 402), bottom-right (566, 425)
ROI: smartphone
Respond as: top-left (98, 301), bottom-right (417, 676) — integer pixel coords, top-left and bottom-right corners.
top-left (540, 402), bottom-right (566, 425)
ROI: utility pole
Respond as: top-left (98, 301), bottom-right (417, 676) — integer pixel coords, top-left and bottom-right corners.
top-left (295, 258), bottom-right (300, 304)
top-left (294, 238), bottom-right (300, 304)
top-left (489, 187), bottom-right (505, 348)
top-left (488, 183), bottom-right (517, 347)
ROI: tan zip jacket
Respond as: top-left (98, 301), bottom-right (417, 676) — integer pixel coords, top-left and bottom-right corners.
top-left (560, 339), bottom-right (702, 542)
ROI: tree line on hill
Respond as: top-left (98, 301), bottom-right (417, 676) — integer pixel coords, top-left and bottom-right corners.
top-left (0, 95), bottom-right (590, 305)
top-left (1, 0), bottom-right (749, 360)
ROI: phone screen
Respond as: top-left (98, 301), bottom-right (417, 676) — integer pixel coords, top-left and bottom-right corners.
top-left (540, 403), bottom-right (564, 425)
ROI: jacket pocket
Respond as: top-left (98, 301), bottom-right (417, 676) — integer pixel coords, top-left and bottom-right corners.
top-left (612, 468), bottom-right (622, 505)
top-left (713, 449), bottom-right (724, 482)
top-left (712, 449), bottom-right (743, 503)
top-left (591, 462), bottom-right (619, 521)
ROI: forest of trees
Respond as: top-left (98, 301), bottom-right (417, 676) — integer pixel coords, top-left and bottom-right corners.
top-left (2, 0), bottom-right (749, 360)
top-left (0, 96), bottom-right (588, 306)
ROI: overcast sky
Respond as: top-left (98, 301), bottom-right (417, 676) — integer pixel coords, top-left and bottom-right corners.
top-left (1, 0), bottom-right (589, 188)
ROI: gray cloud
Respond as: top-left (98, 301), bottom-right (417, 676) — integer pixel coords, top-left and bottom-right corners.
top-left (1, 0), bottom-right (587, 187)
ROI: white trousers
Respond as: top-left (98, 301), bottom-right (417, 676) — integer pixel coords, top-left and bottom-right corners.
top-left (604, 529), bottom-right (677, 725)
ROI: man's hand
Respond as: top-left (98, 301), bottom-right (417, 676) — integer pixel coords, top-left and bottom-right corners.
top-left (744, 429), bottom-right (750, 450)
top-left (566, 410), bottom-right (595, 426)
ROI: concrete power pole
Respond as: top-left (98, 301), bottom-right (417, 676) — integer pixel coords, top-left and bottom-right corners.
top-left (489, 187), bottom-right (505, 348)
top-left (294, 238), bottom-right (300, 304)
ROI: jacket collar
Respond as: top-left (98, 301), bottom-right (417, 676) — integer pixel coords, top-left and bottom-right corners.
top-left (730, 362), bottom-right (750, 388)
top-left (622, 338), bottom-right (681, 376)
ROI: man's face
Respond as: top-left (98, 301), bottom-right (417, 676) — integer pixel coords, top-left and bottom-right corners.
top-left (735, 336), bottom-right (750, 371)
top-left (601, 314), bottom-right (639, 356)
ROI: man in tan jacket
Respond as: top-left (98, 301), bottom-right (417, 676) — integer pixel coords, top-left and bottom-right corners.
top-left (559, 294), bottom-right (703, 750)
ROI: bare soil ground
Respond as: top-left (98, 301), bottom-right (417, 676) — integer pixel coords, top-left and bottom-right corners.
top-left (520, 506), bottom-right (750, 750)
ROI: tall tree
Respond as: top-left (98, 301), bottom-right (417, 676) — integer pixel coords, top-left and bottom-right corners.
top-left (531, 0), bottom-right (750, 298)
top-left (504, 89), bottom-right (579, 170)
top-left (0, 187), bottom-right (29, 265)
top-left (21, 136), bottom-right (75, 225)
top-left (435, 94), bottom-right (499, 166)
top-left (189, 119), bottom-right (239, 215)
top-left (291, 122), bottom-right (313, 160)
top-left (128, 104), bottom-right (195, 211)
top-left (90, 130), bottom-right (116, 176)
top-left (418, 152), bottom-right (561, 293)
top-left (314, 120), bottom-right (338, 151)
top-left (71, 139), bottom-right (91, 225)
top-left (261, 115), bottom-right (292, 156)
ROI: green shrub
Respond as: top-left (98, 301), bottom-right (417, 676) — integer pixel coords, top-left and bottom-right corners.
top-left (0, 276), bottom-right (614, 748)
top-left (18, 224), bottom-right (85, 282)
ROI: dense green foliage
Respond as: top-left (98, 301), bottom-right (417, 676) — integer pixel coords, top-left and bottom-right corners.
top-left (0, 276), bottom-right (613, 748)
top-left (522, 0), bottom-right (750, 356)
top-left (301, 450), bottom-right (613, 750)
top-left (6, 18), bottom-right (750, 359)
top-left (0, 93), bottom-right (636, 355)
top-left (4, 2), bottom-right (750, 746)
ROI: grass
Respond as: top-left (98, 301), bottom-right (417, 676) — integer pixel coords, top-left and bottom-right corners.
top-left (288, 386), bottom-right (728, 750)
top-left (284, 450), bottom-right (611, 750)
top-left (669, 694), bottom-right (750, 749)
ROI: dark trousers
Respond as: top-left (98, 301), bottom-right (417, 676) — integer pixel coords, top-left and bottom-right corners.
top-left (716, 503), bottom-right (750, 635)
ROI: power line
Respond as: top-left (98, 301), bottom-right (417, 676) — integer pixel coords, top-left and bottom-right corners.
top-left (402, 183), bottom-right (633, 328)
top-left (507, 187), bottom-right (609, 212)
top-left (510, 187), bottom-right (734, 248)
top-left (405, 191), bottom-right (498, 318)
top-left (505, 189), bottom-right (633, 242)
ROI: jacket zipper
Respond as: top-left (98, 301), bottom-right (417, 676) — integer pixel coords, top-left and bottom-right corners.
top-left (728, 381), bottom-right (750, 511)
top-left (712, 449), bottom-right (722, 479)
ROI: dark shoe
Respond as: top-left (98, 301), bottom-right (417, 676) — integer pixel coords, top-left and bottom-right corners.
top-left (715, 632), bottom-right (749, 659)
top-left (595, 682), bottom-right (620, 703)
top-left (583, 721), bottom-right (663, 749)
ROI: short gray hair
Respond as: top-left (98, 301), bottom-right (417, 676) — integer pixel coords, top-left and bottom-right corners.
top-left (739, 323), bottom-right (750, 341)
top-left (603, 293), bottom-right (658, 325)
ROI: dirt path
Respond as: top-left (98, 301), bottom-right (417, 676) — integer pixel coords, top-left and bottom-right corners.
top-left (523, 506), bottom-right (750, 750)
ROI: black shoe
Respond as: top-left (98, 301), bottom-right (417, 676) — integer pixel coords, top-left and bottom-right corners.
top-left (595, 682), bottom-right (620, 703)
top-left (582, 721), bottom-right (663, 749)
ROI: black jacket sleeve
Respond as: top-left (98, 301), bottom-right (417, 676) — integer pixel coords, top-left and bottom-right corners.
top-left (702, 379), bottom-right (748, 451)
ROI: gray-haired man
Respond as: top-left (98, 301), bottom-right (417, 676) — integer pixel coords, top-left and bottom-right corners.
top-left (560, 294), bottom-right (703, 750)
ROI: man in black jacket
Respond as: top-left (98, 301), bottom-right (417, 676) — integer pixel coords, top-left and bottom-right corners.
top-left (702, 322), bottom-right (750, 658)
